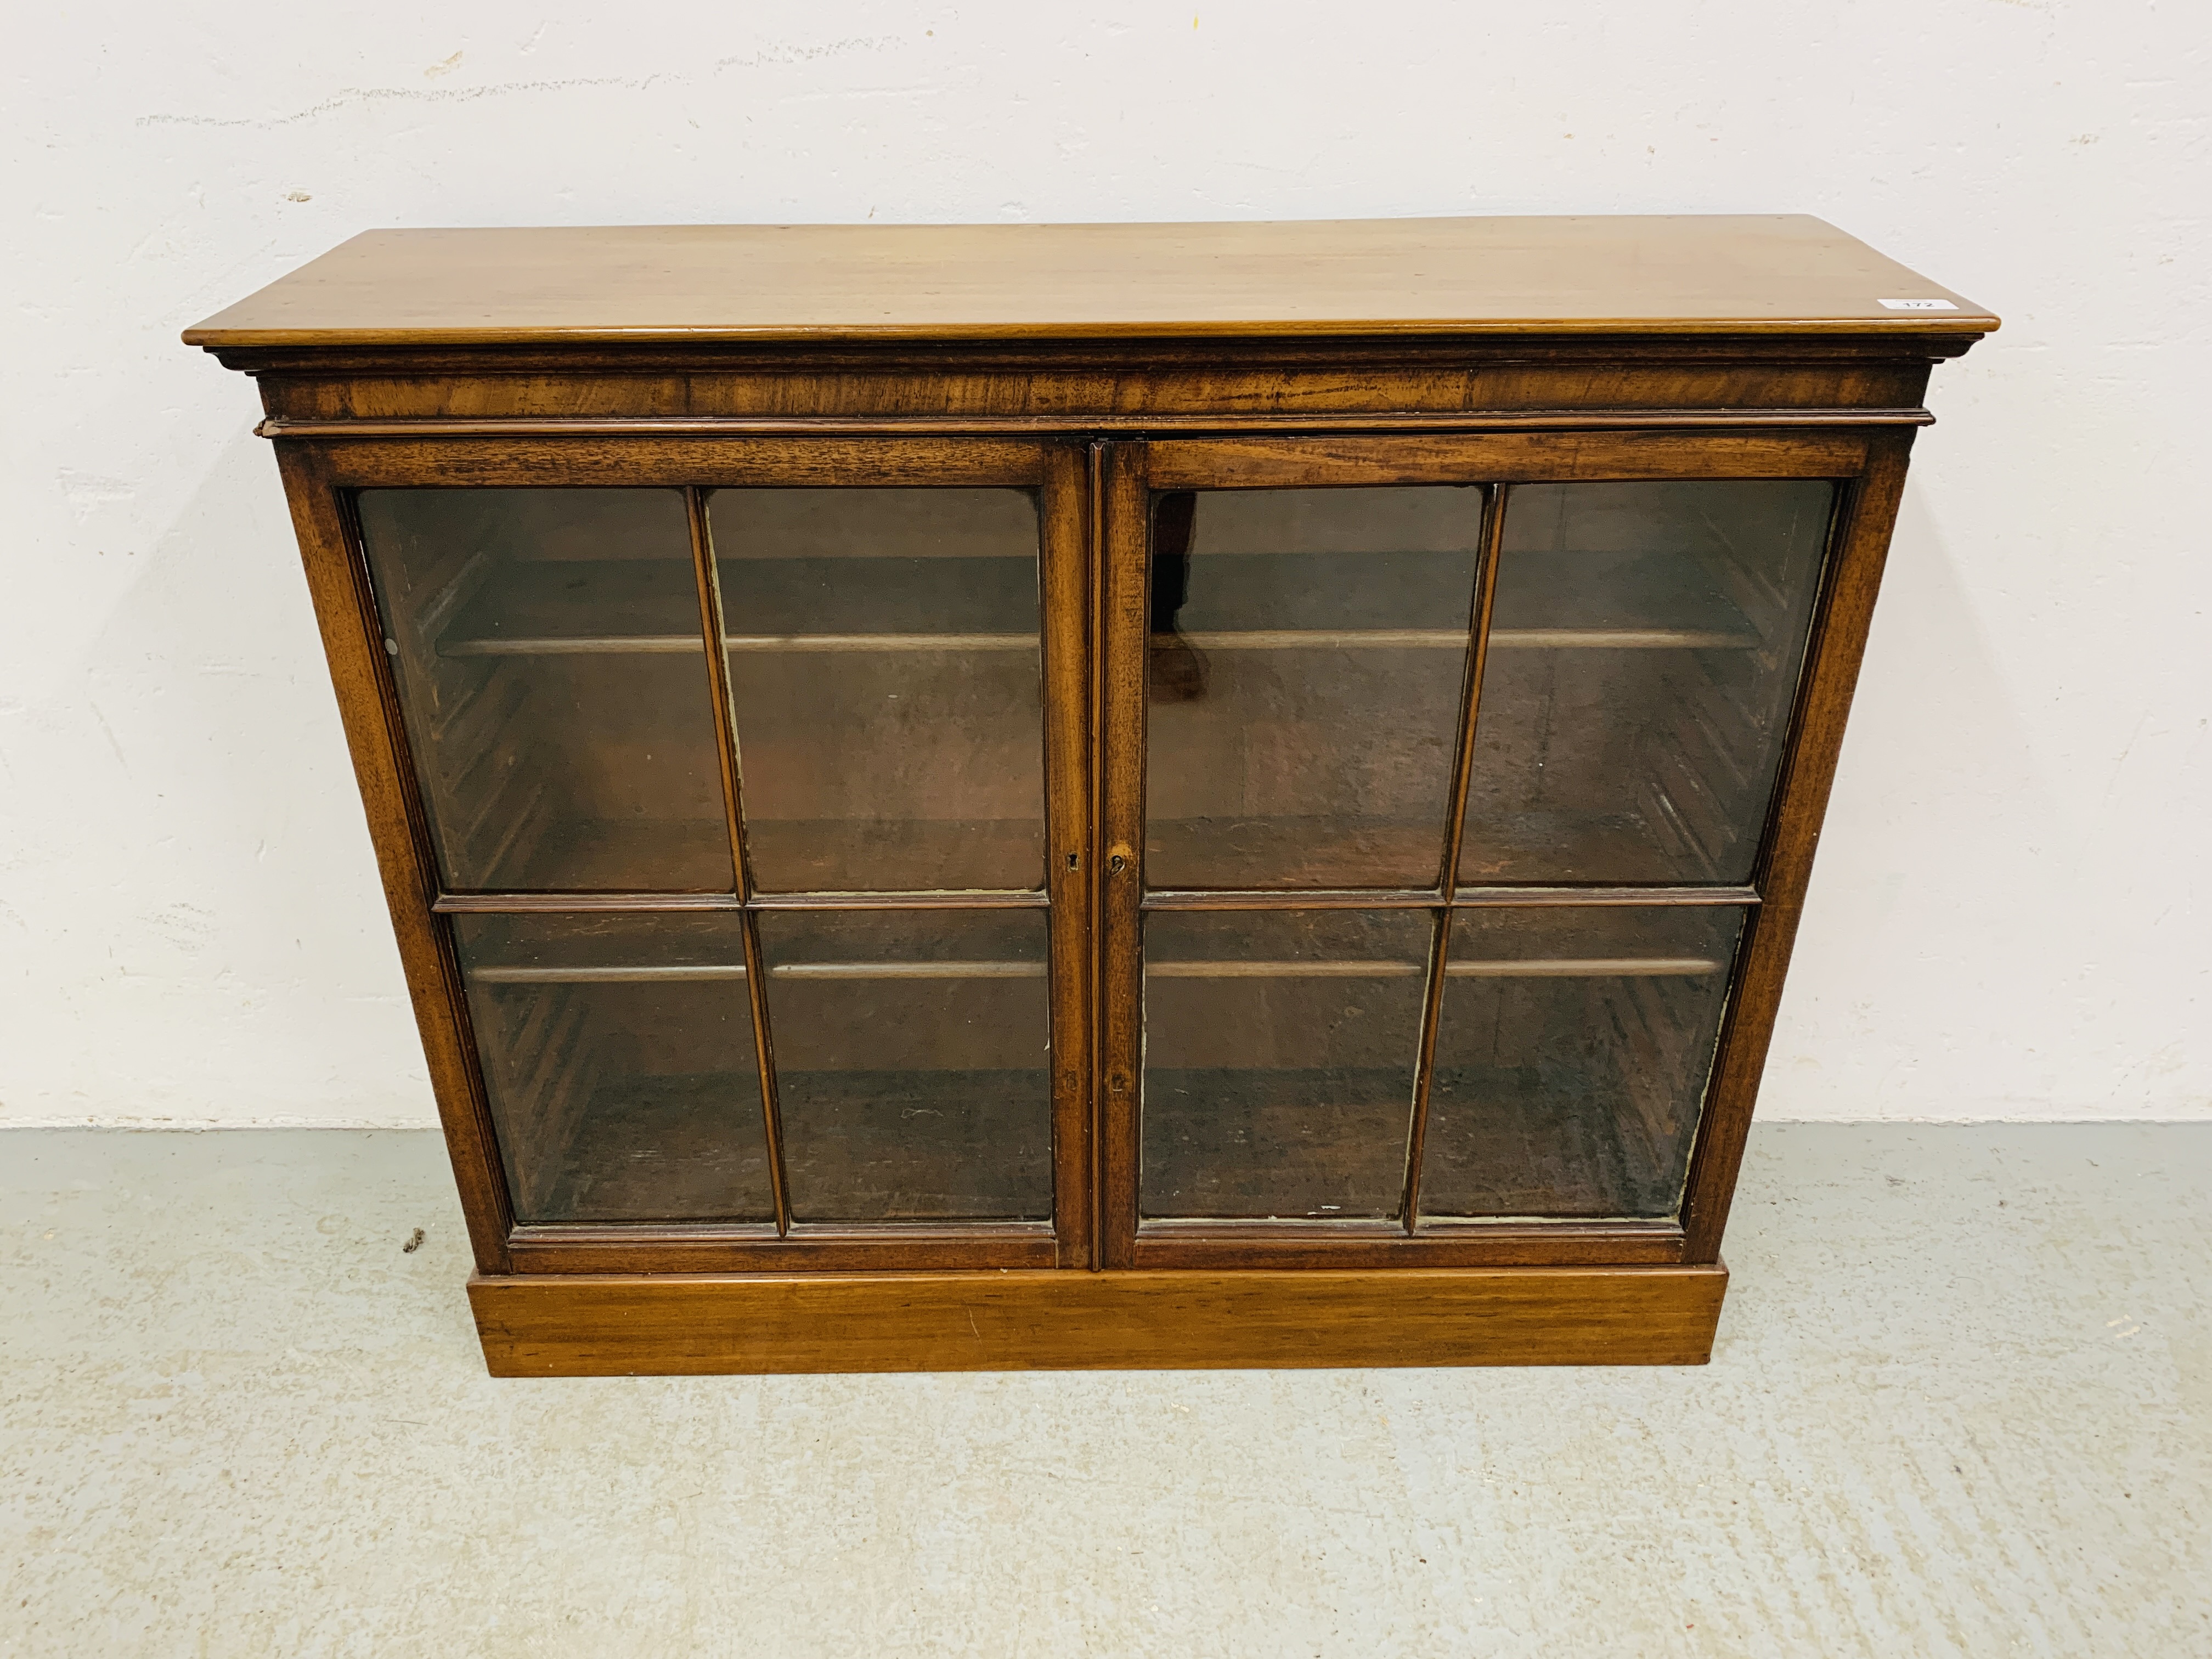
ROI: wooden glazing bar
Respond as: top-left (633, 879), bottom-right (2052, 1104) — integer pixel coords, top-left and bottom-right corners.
top-left (1434, 483), bottom-right (1510, 900)
top-left (1146, 431), bottom-right (1871, 490)
top-left (1400, 483), bottom-right (1511, 1231)
top-left (274, 447), bottom-right (515, 1273)
top-left (1149, 960), bottom-right (1424, 979)
top-left (737, 911), bottom-right (789, 1237)
top-left (470, 961), bottom-right (1049, 985)
top-left (1143, 888), bottom-right (1443, 910)
top-left (1041, 443), bottom-right (1097, 1270)
top-left (1144, 628), bottom-right (1759, 652)
top-left (1136, 888), bottom-right (1763, 918)
top-left (1679, 432), bottom-right (1916, 1261)
top-left (433, 889), bottom-right (1052, 914)
top-left (1144, 957), bottom-right (1724, 978)
top-left (747, 890), bottom-right (1051, 911)
top-left (690, 486), bottom-right (794, 1238)
top-left (1097, 443), bottom-right (1153, 1269)
top-left (258, 409), bottom-right (1939, 441)
top-left (470, 955), bottom-right (1719, 987)
top-left (473, 965), bottom-right (751, 984)
top-left (685, 488), bottom-right (749, 895)
top-left (1446, 957), bottom-right (1723, 978)
top-left (1452, 885), bottom-right (1762, 908)
top-left (1399, 905), bottom-right (1451, 1229)
top-left (433, 891), bottom-right (743, 914)
top-left (442, 633), bottom-right (1037, 657)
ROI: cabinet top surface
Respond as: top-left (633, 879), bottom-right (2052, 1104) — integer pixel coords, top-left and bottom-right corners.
top-left (184, 215), bottom-right (1995, 349)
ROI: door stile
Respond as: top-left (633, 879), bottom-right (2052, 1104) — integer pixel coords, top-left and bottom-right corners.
top-left (1087, 441), bottom-right (1109, 1267)
top-left (1678, 429), bottom-right (1918, 1260)
top-left (1097, 442), bottom-right (1153, 1268)
top-left (274, 443), bottom-right (516, 1273)
top-left (1040, 443), bottom-right (1096, 1268)
top-left (1398, 483), bottom-right (1511, 1230)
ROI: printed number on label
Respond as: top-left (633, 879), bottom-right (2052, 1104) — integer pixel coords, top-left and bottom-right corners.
top-left (1878, 298), bottom-right (1960, 311)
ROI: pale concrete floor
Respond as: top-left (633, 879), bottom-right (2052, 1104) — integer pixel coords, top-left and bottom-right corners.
top-left (1, 1125), bottom-right (2206, 1658)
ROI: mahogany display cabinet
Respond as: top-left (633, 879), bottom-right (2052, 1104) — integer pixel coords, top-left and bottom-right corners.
top-left (187, 216), bottom-right (1995, 1375)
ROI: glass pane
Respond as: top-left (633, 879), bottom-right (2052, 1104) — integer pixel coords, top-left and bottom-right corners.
top-left (357, 489), bottom-right (732, 891)
top-left (758, 909), bottom-right (1051, 1221)
top-left (1142, 909), bottom-right (1430, 1218)
top-left (1422, 906), bottom-right (1745, 1220)
top-left (1462, 482), bottom-right (1833, 884)
top-left (711, 489), bottom-right (1045, 892)
top-left (453, 913), bottom-right (771, 1224)
top-left (1144, 487), bottom-right (1485, 889)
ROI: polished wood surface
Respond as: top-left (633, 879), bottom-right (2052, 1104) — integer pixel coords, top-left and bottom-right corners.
top-left (250, 359), bottom-right (1954, 424)
top-left (469, 1263), bottom-right (1728, 1374)
top-left (185, 216), bottom-right (1994, 347)
top-left (192, 215), bottom-right (1985, 1371)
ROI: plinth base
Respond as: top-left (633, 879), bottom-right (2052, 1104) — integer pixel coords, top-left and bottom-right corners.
top-left (468, 1263), bottom-right (1728, 1375)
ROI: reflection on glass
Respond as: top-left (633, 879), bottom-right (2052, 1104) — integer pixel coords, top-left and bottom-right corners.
top-left (453, 913), bottom-right (771, 1223)
top-left (1463, 482), bottom-right (1833, 883)
top-left (710, 490), bottom-right (1046, 893)
top-left (1421, 906), bottom-right (1744, 1220)
top-left (1142, 909), bottom-right (1430, 1218)
top-left (1144, 487), bottom-right (1485, 889)
top-left (357, 489), bottom-right (732, 892)
top-left (758, 909), bottom-right (1051, 1221)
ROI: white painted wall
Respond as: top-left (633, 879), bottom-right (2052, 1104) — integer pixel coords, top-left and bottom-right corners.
top-left (5, 1), bottom-right (2206, 1126)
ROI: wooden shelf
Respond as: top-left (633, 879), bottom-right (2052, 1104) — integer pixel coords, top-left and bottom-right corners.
top-left (453, 815), bottom-right (1047, 896)
top-left (429, 549), bottom-right (1764, 658)
top-left (437, 554), bottom-right (1039, 657)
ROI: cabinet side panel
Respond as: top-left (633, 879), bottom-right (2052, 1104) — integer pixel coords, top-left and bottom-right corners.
top-left (1679, 430), bottom-right (1916, 1260)
top-left (273, 445), bottom-right (515, 1271)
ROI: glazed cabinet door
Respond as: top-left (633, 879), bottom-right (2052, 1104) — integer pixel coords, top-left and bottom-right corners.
top-left (1099, 436), bottom-right (1853, 1267)
top-left (331, 438), bottom-right (1091, 1270)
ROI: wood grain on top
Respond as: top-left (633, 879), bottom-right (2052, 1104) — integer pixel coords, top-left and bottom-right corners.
top-left (184, 216), bottom-right (1996, 347)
